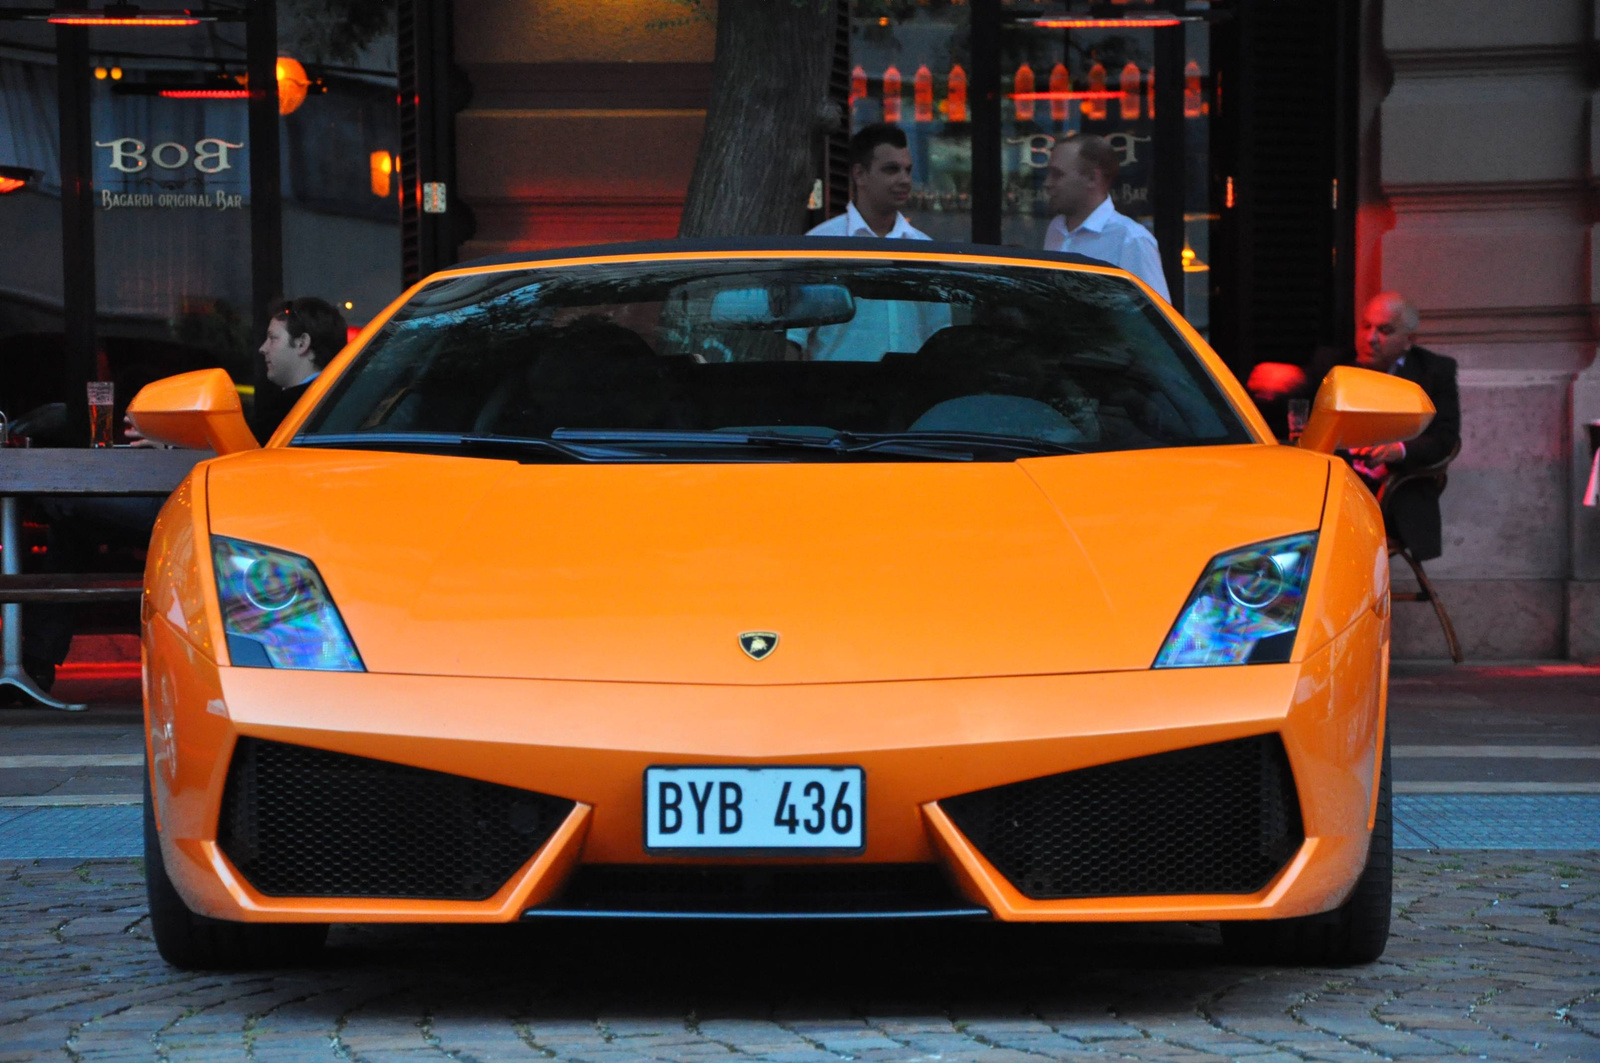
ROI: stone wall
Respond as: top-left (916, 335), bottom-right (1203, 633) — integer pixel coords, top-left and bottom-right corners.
top-left (452, 0), bottom-right (714, 259)
top-left (1367, 0), bottom-right (1599, 659)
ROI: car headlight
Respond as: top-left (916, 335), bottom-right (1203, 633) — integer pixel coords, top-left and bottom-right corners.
top-left (1154, 532), bottom-right (1318, 668)
top-left (211, 536), bottom-right (364, 671)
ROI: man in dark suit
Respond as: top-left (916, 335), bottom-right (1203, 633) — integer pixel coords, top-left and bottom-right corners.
top-left (1246, 292), bottom-right (1460, 561)
top-left (1340, 292), bottom-right (1460, 560)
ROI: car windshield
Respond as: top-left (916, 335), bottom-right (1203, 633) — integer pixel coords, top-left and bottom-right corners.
top-left (298, 257), bottom-right (1252, 462)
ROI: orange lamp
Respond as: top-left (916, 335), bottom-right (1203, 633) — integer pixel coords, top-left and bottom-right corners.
top-left (882, 66), bottom-right (902, 123)
top-left (370, 151), bottom-right (392, 198)
top-left (947, 65), bottom-right (968, 123)
top-left (1012, 64), bottom-right (1035, 121)
top-left (275, 56), bottom-right (310, 115)
top-left (1049, 63), bottom-right (1070, 122)
top-left (913, 65), bottom-right (933, 123)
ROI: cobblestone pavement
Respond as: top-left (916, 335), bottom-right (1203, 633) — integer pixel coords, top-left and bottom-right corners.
top-left (1, 852), bottom-right (1596, 1062)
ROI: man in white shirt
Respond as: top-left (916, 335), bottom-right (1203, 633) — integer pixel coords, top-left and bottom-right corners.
top-left (796, 123), bottom-right (948, 360)
top-left (1041, 135), bottom-right (1171, 302)
top-left (806, 123), bottom-right (929, 240)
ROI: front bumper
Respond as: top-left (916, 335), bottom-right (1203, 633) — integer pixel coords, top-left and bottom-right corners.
top-left (145, 609), bottom-right (1386, 924)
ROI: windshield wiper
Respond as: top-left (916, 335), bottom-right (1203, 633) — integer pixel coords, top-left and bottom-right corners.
top-left (553, 429), bottom-right (1080, 458)
top-left (826, 430), bottom-right (1085, 457)
top-left (550, 428), bottom-right (974, 461)
top-left (294, 431), bottom-right (636, 462)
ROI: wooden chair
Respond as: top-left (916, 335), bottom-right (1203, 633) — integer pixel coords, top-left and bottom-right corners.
top-left (1376, 442), bottom-right (1463, 663)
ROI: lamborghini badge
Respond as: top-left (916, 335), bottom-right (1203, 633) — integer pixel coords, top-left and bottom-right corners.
top-left (739, 631), bottom-right (779, 660)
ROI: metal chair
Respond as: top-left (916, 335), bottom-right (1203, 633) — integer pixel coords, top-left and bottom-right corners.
top-left (1377, 442), bottom-right (1463, 663)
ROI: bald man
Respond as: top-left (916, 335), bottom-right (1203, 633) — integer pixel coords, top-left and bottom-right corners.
top-left (1246, 292), bottom-right (1460, 560)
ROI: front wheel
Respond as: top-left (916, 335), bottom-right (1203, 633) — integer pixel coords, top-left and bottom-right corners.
top-left (1221, 735), bottom-right (1392, 966)
top-left (143, 773), bottom-right (328, 969)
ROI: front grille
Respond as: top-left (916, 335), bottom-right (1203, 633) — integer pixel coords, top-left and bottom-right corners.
top-left (219, 738), bottom-right (574, 899)
top-left (940, 735), bottom-right (1303, 899)
top-left (529, 864), bottom-right (984, 919)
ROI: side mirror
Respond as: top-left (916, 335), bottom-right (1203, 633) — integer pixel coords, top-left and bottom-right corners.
top-left (127, 369), bottom-right (259, 455)
top-left (1297, 365), bottom-right (1434, 454)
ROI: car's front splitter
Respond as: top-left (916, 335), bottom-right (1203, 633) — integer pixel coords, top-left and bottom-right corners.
top-left (145, 609), bottom-right (1385, 924)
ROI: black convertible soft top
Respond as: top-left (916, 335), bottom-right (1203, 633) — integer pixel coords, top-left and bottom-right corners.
top-left (456, 236), bottom-right (1114, 274)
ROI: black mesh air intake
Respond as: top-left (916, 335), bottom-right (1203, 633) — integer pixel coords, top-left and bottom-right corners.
top-left (218, 738), bottom-right (574, 899)
top-left (939, 735), bottom-right (1303, 899)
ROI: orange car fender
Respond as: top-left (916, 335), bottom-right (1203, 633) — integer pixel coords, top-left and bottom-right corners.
top-left (1296, 459), bottom-right (1387, 663)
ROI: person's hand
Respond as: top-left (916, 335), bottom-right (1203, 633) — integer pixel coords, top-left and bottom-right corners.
top-left (1350, 442), bottom-right (1405, 466)
top-left (1245, 362), bottom-right (1307, 402)
top-left (122, 413), bottom-right (171, 448)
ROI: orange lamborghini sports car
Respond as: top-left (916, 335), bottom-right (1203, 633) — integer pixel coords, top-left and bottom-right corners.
top-left (129, 240), bottom-right (1433, 970)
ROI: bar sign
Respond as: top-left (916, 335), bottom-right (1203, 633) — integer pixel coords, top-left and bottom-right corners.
top-left (422, 181), bottom-right (447, 214)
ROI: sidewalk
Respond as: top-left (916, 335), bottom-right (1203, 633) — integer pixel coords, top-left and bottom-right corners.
top-left (1, 660), bottom-right (1597, 858)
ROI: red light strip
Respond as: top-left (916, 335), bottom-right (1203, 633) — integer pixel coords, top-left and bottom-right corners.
top-left (159, 88), bottom-right (249, 98)
top-left (1025, 18), bottom-right (1184, 29)
top-left (0, 176), bottom-right (26, 194)
top-left (48, 15), bottom-right (201, 25)
top-left (1010, 91), bottom-right (1121, 101)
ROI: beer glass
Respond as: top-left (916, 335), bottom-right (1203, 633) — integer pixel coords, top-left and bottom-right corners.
top-left (87, 381), bottom-right (114, 448)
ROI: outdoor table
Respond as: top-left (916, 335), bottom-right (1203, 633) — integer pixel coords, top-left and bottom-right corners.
top-left (1, 448), bottom-right (207, 711)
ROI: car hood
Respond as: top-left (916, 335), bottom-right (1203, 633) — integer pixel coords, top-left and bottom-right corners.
top-left (204, 445), bottom-right (1328, 683)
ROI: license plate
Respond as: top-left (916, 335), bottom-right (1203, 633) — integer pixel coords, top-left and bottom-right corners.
top-left (644, 766), bottom-right (865, 852)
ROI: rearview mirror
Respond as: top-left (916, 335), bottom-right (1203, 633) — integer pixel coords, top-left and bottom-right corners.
top-left (707, 283), bottom-right (856, 329)
top-left (127, 369), bottom-right (260, 455)
top-left (1297, 365), bottom-right (1434, 454)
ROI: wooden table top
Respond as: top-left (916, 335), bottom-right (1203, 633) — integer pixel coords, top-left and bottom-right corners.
top-left (0, 447), bottom-right (210, 495)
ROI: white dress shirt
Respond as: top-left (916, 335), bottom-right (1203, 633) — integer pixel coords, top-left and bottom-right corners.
top-left (805, 201), bottom-right (932, 241)
top-left (1043, 197), bottom-right (1171, 302)
top-left (794, 202), bottom-right (949, 361)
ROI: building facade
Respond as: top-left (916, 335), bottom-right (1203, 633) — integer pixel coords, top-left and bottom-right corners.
top-left (1360, 0), bottom-right (1599, 659)
top-left (2, 1), bottom-right (1592, 660)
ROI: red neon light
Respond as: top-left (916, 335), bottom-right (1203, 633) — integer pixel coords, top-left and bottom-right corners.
top-left (158, 88), bottom-right (249, 99)
top-left (1027, 18), bottom-right (1183, 29)
top-left (48, 16), bottom-right (201, 25)
top-left (1010, 91), bottom-right (1121, 101)
top-left (0, 176), bottom-right (26, 194)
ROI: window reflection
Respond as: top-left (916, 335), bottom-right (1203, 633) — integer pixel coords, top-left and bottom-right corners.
top-left (850, 1), bottom-right (972, 242)
top-left (845, 1), bottom-right (1222, 337)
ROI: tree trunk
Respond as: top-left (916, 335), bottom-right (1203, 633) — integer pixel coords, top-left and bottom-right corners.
top-left (678, 0), bottom-right (838, 238)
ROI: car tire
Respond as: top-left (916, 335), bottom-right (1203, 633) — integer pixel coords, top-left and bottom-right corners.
top-left (1221, 734), bottom-right (1392, 966)
top-left (143, 773), bottom-right (328, 969)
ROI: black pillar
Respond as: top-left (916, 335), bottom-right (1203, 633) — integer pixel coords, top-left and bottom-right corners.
top-left (1153, 22), bottom-right (1185, 313)
top-left (247, 0), bottom-right (282, 415)
top-left (969, 0), bottom-right (1000, 245)
top-left (56, 25), bottom-right (94, 422)
top-left (398, 0), bottom-right (461, 284)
